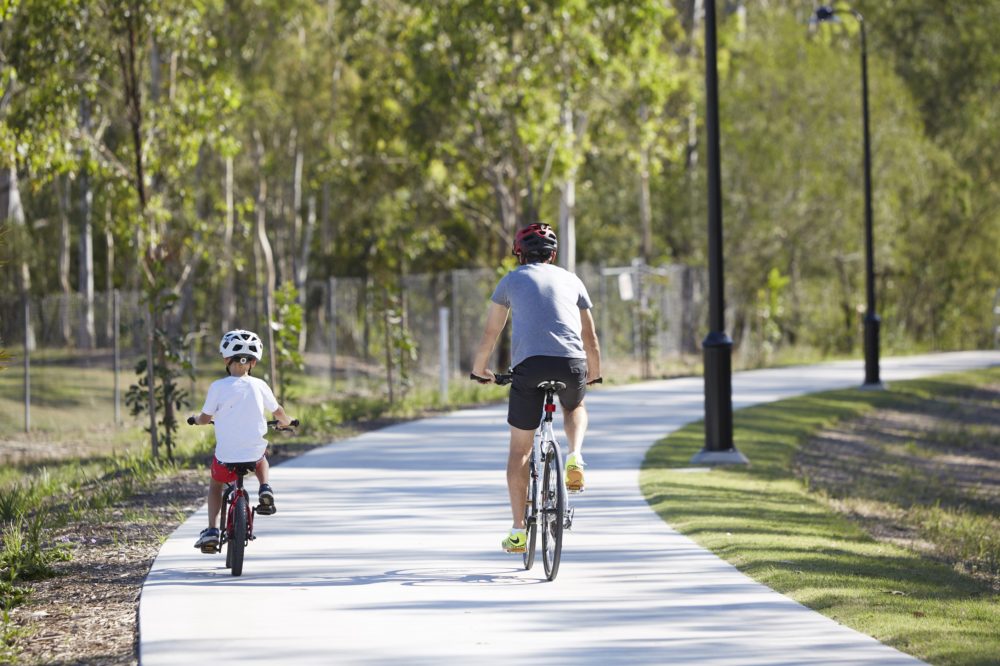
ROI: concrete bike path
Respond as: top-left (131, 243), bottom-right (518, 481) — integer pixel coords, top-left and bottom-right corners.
top-left (139, 351), bottom-right (999, 665)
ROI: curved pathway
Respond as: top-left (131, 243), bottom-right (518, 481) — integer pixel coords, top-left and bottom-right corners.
top-left (139, 351), bottom-right (999, 665)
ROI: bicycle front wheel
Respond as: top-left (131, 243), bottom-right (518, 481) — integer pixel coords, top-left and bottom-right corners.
top-left (222, 490), bottom-right (233, 568)
top-left (228, 494), bottom-right (248, 577)
top-left (540, 444), bottom-right (565, 581)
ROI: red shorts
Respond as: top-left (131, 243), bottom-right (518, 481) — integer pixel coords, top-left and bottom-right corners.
top-left (211, 456), bottom-right (265, 483)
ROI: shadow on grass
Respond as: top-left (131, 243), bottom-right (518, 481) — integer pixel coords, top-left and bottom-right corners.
top-left (641, 368), bottom-right (1000, 664)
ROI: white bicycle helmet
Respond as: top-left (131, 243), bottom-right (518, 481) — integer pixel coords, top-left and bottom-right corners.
top-left (219, 329), bottom-right (263, 360)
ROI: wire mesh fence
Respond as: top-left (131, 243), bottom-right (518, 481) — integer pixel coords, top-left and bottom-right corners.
top-left (0, 263), bottom-right (705, 435)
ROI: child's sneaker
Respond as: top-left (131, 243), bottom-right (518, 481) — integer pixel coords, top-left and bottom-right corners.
top-left (565, 454), bottom-right (585, 493)
top-left (195, 527), bottom-right (220, 553)
top-left (501, 530), bottom-right (527, 553)
top-left (257, 483), bottom-right (276, 515)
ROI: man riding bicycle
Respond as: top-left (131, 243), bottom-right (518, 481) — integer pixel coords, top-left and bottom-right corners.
top-left (472, 223), bottom-right (602, 553)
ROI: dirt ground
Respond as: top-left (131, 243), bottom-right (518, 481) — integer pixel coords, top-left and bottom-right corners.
top-left (2, 426), bottom-right (379, 665)
top-left (5, 385), bottom-right (1000, 664)
top-left (793, 382), bottom-right (1000, 590)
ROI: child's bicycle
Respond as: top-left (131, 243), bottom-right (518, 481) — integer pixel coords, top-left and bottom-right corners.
top-left (472, 372), bottom-right (598, 581)
top-left (191, 418), bottom-right (298, 576)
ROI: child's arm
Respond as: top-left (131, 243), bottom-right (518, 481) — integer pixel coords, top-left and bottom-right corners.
top-left (272, 406), bottom-right (293, 428)
top-left (188, 412), bottom-right (213, 425)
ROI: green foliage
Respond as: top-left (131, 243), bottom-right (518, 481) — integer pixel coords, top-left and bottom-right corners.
top-left (273, 281), bottom-right (304, 403)
top-left (125, 321), bottom-right (195, 461)
top-left (0, 608), bottom-right (26, 662)
top-left (378, 286), bottom-right (419, 402)
top-left (1, 1), bottom-right (998, 381)
top-left (747, 267), bottom-right (791, 366)
top-left (0, 511), bottom-right (68, 586)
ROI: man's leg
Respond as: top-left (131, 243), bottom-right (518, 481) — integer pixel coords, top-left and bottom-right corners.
top-left (563, 401), bottom-right (588, 491)
top-left (563, 401), bottom-right (588, 458)
top-left (506, 426), bottom-right (535, 529)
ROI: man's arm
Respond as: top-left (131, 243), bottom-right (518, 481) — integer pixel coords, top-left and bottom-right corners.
top-left (581, 308), bottom-right (602, 382)
top-left (472, 301), bottom-right (510, 381)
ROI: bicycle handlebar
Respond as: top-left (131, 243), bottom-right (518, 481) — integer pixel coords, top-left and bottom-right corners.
top-left (470, 373), bottom-right (602, 386)
top-left (186, 416), bottom-right (299, 430)
top-left (470, 372), bottom-right (512, 386)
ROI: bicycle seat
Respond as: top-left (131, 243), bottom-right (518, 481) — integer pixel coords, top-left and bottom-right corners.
top-left (536, 380), bottom-right (567, 392)
top-left (224, 462), bottom-right (258, 475)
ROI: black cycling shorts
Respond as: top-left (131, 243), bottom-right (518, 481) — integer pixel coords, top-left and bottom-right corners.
top-left (507, 355), bottom-right (588, 431)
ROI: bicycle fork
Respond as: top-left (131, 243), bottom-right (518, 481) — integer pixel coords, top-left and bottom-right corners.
top-left (220, 483), bottom-right (257, 547)
top-left (538, 421), bottom-right (574, 532)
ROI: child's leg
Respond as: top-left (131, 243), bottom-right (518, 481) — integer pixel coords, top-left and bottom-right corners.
top-left (254, 456), bottom-right (270, 486)
top-left (207, 478), bottom-right (224, 529)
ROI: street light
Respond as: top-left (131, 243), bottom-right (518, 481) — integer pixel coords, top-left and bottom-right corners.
top-left (811, 5), bottom-right (883, 388)
top-left (691, 0), bottom-right (748, 465)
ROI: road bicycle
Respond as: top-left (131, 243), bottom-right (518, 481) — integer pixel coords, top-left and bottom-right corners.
top-left (472, 372), bottom-right (597, 581)
top-left (188, 418), bottom-right (298, 576)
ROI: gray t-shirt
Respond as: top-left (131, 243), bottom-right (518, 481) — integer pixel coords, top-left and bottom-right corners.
top-left (491, 263), bottom-right (593, 368)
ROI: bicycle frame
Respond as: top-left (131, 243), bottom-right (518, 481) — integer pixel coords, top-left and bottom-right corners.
top-left (220, 473), bottom-right (255, 548)
top-left (188, 418), bottom-right (298, 576)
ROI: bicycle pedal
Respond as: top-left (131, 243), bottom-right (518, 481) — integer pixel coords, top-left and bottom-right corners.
top-left (199, 543), bottom-right (219, 554)
top-left (254, 504), bottom-right (276, 515)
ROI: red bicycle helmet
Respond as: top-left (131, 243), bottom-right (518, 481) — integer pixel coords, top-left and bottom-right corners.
top-left (512, 223), bottom-right (558, 262)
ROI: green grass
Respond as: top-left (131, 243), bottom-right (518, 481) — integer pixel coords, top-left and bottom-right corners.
top-left (641, 367), bottom-right (1000, 666)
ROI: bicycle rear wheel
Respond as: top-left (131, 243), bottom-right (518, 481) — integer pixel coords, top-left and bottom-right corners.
top-left (228, 494), bottom-right (248, 577)
top-left (523, 459), bottom-right (538, 570)
top-left (540, 443), bottom-right (565, 581)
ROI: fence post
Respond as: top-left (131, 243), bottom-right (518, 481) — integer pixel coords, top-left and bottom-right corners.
top-left (113, 289), bottom-right (121, 425)
top-left (598, 264), bottom-right (609, 366)
top-left (23, 294), bottom-right (30, 433)
top-left (328, 277), bottom-right (338, 386)
top-left (450, 270), bottom-right (460, 375)
top-left (439, 306), bottom-right (450, 403)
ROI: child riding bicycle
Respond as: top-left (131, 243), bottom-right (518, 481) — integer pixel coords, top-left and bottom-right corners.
top-left (188, 329), bottom-right (294, 553)
top-left (472, 223), bottom-right (602, 554)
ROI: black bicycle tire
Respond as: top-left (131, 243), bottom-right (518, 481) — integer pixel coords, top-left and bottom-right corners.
top-left (222, 493), bottom-right (233, 568)
top-left (523, 459), bottom-right (538, 570)
top-left (541, 444), bottom-right (565, 581)
top-left (230, 494), bottom-right (248, 576)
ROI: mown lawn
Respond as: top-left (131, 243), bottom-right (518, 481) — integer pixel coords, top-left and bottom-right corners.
top-left (641, 367), bottom-right (1000, 666)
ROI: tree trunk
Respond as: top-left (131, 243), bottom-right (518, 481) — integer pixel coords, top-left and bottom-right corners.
top-left (105, 223), bottom-right (115, 345)
top-left (58, 176), bottom-right (73, 344)
top-left (638, 104), bottom-right (653, 265)
top-left (297, 194), bottom-right (316, 353)
top-left (254, 133), bottom-right (279, 386)
top-left (558, 104), bottom-right (577, 273)
top-left (320, 180), bottom-right (332, 265)
top-left (0, 168), bottom-right (35, 350)
top-left (221, 155), bottom-right (236, 332)
top-left (78, 98), bottom-right (96, 348)
top-left (119, 6), bottom-right (157, 458)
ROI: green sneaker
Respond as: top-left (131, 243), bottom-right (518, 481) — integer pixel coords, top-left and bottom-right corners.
top-left (502, 530), bottom-right (527, 553)
top-left (566, 454), bottom-right (585, 493)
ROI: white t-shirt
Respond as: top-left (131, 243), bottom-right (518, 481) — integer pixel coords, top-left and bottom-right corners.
top-left (200, 375), bottom-right (280, 462)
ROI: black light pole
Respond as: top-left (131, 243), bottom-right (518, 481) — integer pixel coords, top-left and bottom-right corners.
top-left (693, 0), bottom-right (747, 465)
top-left (812, 5), bottom-right (882, 388)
